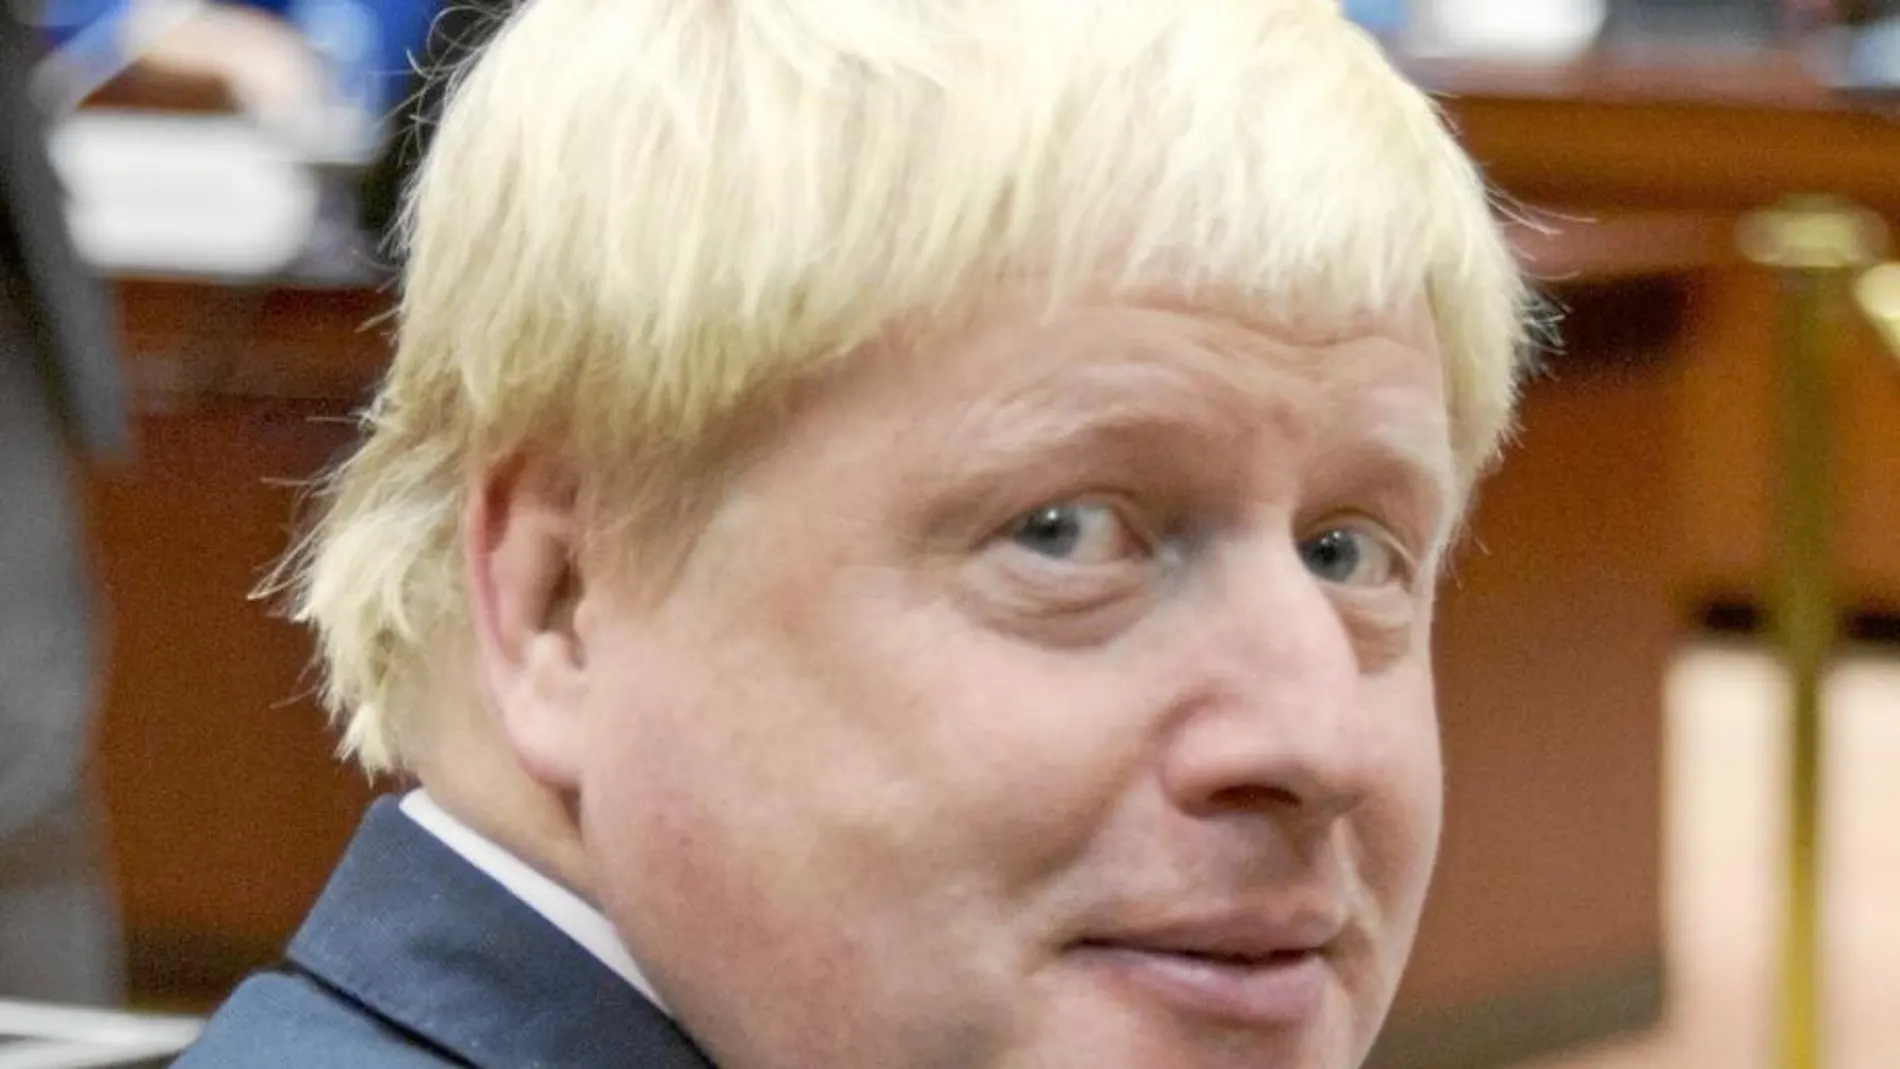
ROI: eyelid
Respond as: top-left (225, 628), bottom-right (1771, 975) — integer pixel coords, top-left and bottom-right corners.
top-left (963, 496), bottom-right (1165, 643)
top-left (991, 493), bottom-right (1158, 552)
top-left (1308, 468), bottom-right (1449, 571)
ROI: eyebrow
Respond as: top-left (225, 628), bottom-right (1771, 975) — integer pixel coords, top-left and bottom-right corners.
top-left (1319, 424), bottom-right (1460, 555)
top-left (912, 324), bottom-right (1460, 535)
top-left (931, 374), bottom-right (1247, 491)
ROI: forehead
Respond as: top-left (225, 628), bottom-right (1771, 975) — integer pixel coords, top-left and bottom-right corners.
top-left (741, 295), bottom-right (1456, 513)
top-left (847, 296), bottom-right (1448, 445)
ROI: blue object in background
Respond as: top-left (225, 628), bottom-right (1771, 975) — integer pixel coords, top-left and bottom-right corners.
top-left (36, 0), bottom-right (126, 41)
top-left (1343, 0), bottom-right (1411, 37)
top-left (34, 0), bottom-right (139, 102)
top-left (286, 0), bottom-right (440, 124)
top-left (36, 0), bottom-right (441, 125)
top-left (1839, 15), bottom-right (1900, 96)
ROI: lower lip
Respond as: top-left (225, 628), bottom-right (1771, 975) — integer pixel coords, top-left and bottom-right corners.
top-left (1071, 943), bottom-right (1331, 1027)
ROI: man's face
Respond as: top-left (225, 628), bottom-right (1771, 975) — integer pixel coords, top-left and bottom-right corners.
top-left (568, 299), bottom-right (1454, 1069)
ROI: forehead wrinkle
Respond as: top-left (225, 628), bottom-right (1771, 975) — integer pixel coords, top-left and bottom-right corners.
top-left (1319, 338), bottom-right (1453, 472)
top-left (1372, 421), bottom-right (1455, 511)
top-left (931, 359), bottom-right (1254, 486)
top-left (1334, 421), bottom-right (1459, 553)
top-left (863, 299), bottom-right (1449, 501)
top-left (920, 304), bottom-right (1320, 468)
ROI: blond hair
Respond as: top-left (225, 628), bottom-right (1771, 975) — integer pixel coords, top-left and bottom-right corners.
top-left (283, 0), bottom-right (1533, 773)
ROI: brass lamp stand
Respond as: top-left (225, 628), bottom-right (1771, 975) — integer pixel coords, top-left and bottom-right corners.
top-left (1737, 196), bottom-right (1900, 1069)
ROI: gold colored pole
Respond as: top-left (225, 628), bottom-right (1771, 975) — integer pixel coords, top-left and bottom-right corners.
top-left (1736, 196), bottom-right (1885, 1069)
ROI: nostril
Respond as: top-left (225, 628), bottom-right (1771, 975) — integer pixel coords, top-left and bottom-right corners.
top-left (1203, 784), bottom-right (1303, 813)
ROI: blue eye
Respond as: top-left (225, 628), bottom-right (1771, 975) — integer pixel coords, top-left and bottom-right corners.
top-left (1299, 525), bottom-right (1402, 588)
top-left (1013, 506), bottom-right (1083, 558)
top-left (1008, 502), bottom-right (1133, 563)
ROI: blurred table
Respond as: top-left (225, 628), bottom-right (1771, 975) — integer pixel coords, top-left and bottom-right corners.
top-left (1422, 49), bottom-right (1900, 620)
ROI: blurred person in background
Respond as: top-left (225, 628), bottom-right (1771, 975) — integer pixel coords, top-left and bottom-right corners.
top-left (0, 0), bottom-right (128, 1006)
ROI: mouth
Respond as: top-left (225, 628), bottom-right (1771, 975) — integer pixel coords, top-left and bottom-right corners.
top-left (1065, 920), bottom-right (1341, 1027)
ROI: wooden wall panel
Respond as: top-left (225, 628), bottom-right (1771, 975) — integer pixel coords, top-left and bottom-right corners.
top-left (1400, 353), bottom-right (1674, 1011)
top-left (87, 281), bottom-right (391, 1000)
top-left (1671, 265), bottom-right (1900, 614)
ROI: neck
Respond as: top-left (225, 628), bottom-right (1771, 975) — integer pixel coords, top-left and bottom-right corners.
top-left (410, 719), bottom-right (597, 901)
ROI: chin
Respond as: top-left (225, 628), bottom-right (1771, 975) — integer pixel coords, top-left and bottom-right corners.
top-left (1034, 1019), bottom-right (1362, 1069)
top-left (1018, 961), bottom-right (1368, 1069)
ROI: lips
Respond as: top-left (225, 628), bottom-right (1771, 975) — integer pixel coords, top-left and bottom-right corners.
top-left (1083, 912), bottom-right (1344, 960)
top-left (1068, 911), bottom-right (1345, 1027)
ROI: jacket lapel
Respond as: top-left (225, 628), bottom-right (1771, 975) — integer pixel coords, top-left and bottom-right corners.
top-left (287, 797), bottom-right (717, 1069)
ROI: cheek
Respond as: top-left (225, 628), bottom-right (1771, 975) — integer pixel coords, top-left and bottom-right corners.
top-left (568, 635), bottom-right (810, 932)
top-left (571, 626), bottom-right (1118, 1064)
top-left (572, 653), bottom-right (900, 1057)
top-left (738, 557), bottom-right (1162, 899)
top-left (858, 633), bottom-right (1166, 894)
top-left (573, 667), bottom-right (739, 932)
top-left (1357, 661), bottom-right (1444, 923)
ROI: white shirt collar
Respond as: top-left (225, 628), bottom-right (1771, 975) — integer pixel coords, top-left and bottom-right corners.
top-left (398, 789), bottom-right (670, 1015)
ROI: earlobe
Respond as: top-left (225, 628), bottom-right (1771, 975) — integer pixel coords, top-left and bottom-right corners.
top-left (464, 456), bottom-right (592, 791)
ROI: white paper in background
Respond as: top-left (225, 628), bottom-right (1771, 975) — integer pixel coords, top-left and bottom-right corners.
top-left (1407, 0), bottom-right (1608, 60)
top-left (0, 999), bottom-right (201, 1069)
top-left (46, 109), bottom-right (321, 279)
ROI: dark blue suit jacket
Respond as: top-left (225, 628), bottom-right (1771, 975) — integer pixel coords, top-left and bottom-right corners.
top-left (172, 797), bottom-right (716, 1069)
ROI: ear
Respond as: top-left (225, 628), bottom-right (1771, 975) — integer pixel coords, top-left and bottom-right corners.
top-left (465, 454), bottom-right (592, 792)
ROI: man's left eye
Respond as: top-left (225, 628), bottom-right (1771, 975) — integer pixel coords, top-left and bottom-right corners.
top-left (1008, 501), bottom-right (1141, 564)
top-left (1298, 524), bottom-right (1407, 589)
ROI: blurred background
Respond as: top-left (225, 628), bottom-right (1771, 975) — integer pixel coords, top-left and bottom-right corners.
top-left (2, 1), bottom-right (1899, 1067)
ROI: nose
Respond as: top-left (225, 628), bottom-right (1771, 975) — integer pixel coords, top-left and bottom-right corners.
top-left (1158, 542), bottom-right (1381, 829)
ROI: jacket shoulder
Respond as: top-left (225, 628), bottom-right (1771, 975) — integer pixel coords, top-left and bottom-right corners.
top-left (171, 971), bottom-right (463, 1069)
